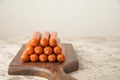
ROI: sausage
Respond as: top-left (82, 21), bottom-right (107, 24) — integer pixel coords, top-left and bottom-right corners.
top-left (54, 46), bottom-right (61, 55)
top-left (25, 45), bottom-right (34, 55)
top-left (39, 54), bottom-right (47, 62)
top-left (44, 46), bottom-right (52, 55)
top-left (21, 52), bottom-right (30, 62)
top-left (35, 46), bottom-right (43, 54)
top-left (30, 54), bottom-right (39, 62)
top-left (57, 54), bottom-right (65, 63)
top-left (48, 54), bottom-right (56, 62)
top-left (49, 32), bottom-right (58, 47)
top-left (40, 31), bottom-right (50, 47)
top-left (25, 40), bottom-right (32, 48)
top-left (30, 32), bottom-right (41, 47)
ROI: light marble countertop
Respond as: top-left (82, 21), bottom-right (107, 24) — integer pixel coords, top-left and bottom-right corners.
top-left (0, 37), bottom-right (120, 80)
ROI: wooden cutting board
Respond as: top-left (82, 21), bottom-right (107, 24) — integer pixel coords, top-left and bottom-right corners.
top-left (8, 43), bottom-right (79, 80)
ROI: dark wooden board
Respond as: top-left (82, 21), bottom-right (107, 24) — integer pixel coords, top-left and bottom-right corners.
top-left (8, 44), bottom-right (79, 80)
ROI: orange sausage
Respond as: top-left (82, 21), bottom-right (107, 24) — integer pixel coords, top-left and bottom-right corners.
top-left (35, 46), bottom-right (43, 54)
top-left (30, 32), bottom-right (41, 47)
top-left (44, 46), bottom-right (52, 55)
top-left (54, 46), bottom-right (61, 55)
top-left (25, 40), bottom-right (32, 48)
top-left (25, 45), bottom-right (34, 55)
top-left (30, 54), bottom-right (39, 62)
top-left (57, 54), bottom-right (65, 63)
top-left (48, 54), bottom-right (56, 62)
top-left (40, 31), bottom-right (50, 47)
top-left (39, 54), bottom-right (47, 62)
top-left (49, 32), bottom-right (58, 47)
top-left (21, 52), bottom-right (30, 62)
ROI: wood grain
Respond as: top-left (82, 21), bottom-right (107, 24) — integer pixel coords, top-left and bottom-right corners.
top-left (8, 43), bottom-right (79, 80)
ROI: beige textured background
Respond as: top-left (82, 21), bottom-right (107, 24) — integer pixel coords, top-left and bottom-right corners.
top-left (0, 0), bottom-right (120, 38)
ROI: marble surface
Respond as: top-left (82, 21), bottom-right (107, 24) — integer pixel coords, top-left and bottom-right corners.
top-left (0, 37), bottom-right (120, 80)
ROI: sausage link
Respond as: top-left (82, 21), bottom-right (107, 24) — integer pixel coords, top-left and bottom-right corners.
top-left (44, 46), bottom-right (52, 55)
top-left (35, 46), bottom-right (43, 54)
top-left (54, 46), bottom-right (62, 55)
top-left (48, 54), bottom-right (56, 62)
top-left (49, 32), bottom-right (58, 47)
top-left (40, 31), bottom-right (50, 47)
top-left (57, 54), bottom-right (65, 63)
top-left (25, 45), bottom-right (34, 55)
top-left (30, 54), bottom-right (39, 62)
top-left (21, 51), bottom-right (30, 62)
top-left (39, 54), bottom-right (47, 62)
top-left (30, 32), bottom-right (41, 47)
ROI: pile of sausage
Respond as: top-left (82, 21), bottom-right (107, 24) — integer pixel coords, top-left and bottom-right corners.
top-left (21, 31), bottom-right (65, 63)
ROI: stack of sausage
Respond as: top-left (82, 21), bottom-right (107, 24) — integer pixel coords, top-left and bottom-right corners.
top-left (21, 31), bottom-right (65, 63)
